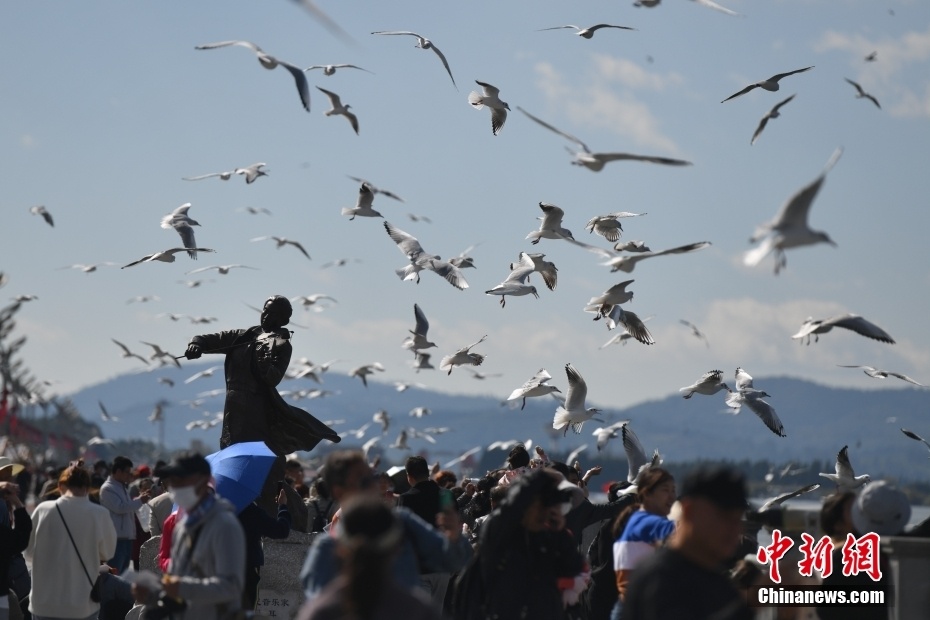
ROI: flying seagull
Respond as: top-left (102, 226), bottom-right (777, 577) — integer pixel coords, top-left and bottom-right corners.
top-left (538, 24), bottom-right (635, 39)
top-left (141, 341), bottom-right (181, 368)
top-left (690, 0), bottom-right (741, 16)
top-left (439, 335), bottom-right (487, 375)
top-left (819, 446), bottom-right (870, 492)
top-left (98, 401), bottom-right (119, 422)
top-left (29, 205), bottom-right (54, 227)
top-left (111, 339), bottom-right (149, 365)
top-left (317, 86), bottom-right (359, 134)
top-left (679, 370), bottom-right (730, 399)
top-left (449, 243), bottom-right (481, 269)
top-left (341, 183), bottom-right (380, 220)
top-left (250, 236), bottom-right (311, 260)
top-left (864, 51), bottom-right (877, 62)
top-left (411, 351), bottom-right (434, 372)
top-left (349, 363), bottom-right (385, 388)
top-left (402, 303), bottom-right (436, 353)
top-left (725, 387), bottom-right (785, 437)
top-left (195, 40), bottom-right (310, 111)
top-left (792, 314), bottom-right (894, 345)
top-left (237, 206), bottom-right (273, 215)
top-left (553, 363), bottom-right (603, 435)
top-left (621, 424), bottom-right (661, 486)
top-left (602, 241), bottom-right (711, 273)
top-left (304, 63), bottom-right (372, 76)
top-left (721, 66), bottom-right (813, 103)
top-left (614, 240), bottom-right (651, 253)
top-left (291, 294), bottom-right (337, 311)
top-left (184, 365), bottom-right (223, 384)
top-left (745, 148), bottom-right (841, 274)
top-left (510, 252), bottom-right (558, 291)
top-left (183, 162), bottom-right (269, 184)
top-left (517, 106), bottom-right (691, 171)
top-left (585, 280), bottom-right (635, 320)
top-left (679, 319), bottom-right (710, 347)
top-left (599, 315), bottom-right (654, 349)
top-left (485, 257), bottom-right (539, 308)
top-left (526, 202), bottom-right (575, 245)
top-left (161, 203), bottom-right (200, 258)
top-left (289, 0), bottom-right (355, 45)
top-left (122, 248), bottom-right (216, 269)
top-left (751, 94), bottom-right (795, 145)
top-left (592, 421), bottom-right (629, 451)
top-left (507, 368), bottom-right (561, 410)
top-left (371, 31), bottom-right (456, 87)
top-left (901, 429), bottom-right (930, 457)
top-left (187, 265), bottom-right (258, 276)
top-left (585, 212), bottom-right (646, 243)
top-left (844, 78), bottom-right (881, 109)
top-left (602, 305), bottom-right (655, 345)
top-left (59, 263), bottom-right (118, 274)
top-left (347, 176), bottom-right (404, 202)
top-left (838, 365), bottom-right (924, 386)
top-left (468, 81), bottom-right (510, 135)
top-left (383, 221), bottom-right (468, 289)
top-left (759, 484), bottom-right (821, 512)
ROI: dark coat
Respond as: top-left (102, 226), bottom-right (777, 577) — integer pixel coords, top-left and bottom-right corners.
top-left (0, 507), bottom-right (31, 593)
top-left (398, 480), bottom-right (442, 527)
top-left (238, 502), bottom-right (291, 570)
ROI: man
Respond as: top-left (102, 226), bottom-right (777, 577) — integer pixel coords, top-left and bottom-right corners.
top-left (622, 465), bottom-right (754, 620)
top-left (133, 452), bottom-right (246, 620)
top-left (398, 455), bottom-right (442, 526)
top-left (300, 450), bottom-right (472, 603)
top-left (99, 456), bottom-right (150, 573)
top-left (184, 295), bottom-right (340, 515)
top-left (147, 478), bottom-right (174, 536)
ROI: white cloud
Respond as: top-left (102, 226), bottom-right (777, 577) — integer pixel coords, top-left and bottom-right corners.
top-left (20, 134), bottom-right (36, 149)
top-left (533, 58), bottom-right (683, 153)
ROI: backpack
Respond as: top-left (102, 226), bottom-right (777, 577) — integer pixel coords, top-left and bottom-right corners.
top-left (309, 499), bottom-right (332, 533)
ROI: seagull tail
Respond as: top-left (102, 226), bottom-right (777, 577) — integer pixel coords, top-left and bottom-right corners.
top-left (553, 407), bottom-right (571, 431)
top-left (467, 91), bottom-right (485, 109)
top-left (744, 238), bottom-right (775, 267)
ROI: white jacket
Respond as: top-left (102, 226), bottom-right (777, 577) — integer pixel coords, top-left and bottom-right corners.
top-left (27, 494), bottom-right (117, 618)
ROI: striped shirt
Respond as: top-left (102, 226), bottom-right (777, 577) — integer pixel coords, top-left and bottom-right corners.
top-left (613, 509), bottom-right (675, 600)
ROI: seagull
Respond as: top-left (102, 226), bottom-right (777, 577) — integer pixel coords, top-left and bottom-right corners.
top-left (393, 381), bottom-right (425, 393)
top-left (305, 63), bottom-right (372, 76)
top-left (406, 213), bottom-right (431, 223)
top-left (111, 339), bottom-right (149, 365)
top-left (291, 294), bottom-right (337, 311)
top-left (443, 446), bottom-right (482, 469)
top-left (819, 446), bottom-right (870, 492)
top-left (317, 87), bottom-right (359, 134)
top-left (184, 163), bottom-right (269, 184)
top-left (745, 148), bottom-right (841, 274)
top-left (347, 176), bottom-right (405, 202)
top-left (383, 221), bottom-right (468, 289)
top-left (901, 429), bottom-right (930, 457)
top-left (371, 31), bottom-right (456, 87)
top-left (614, 240), bottom-right (651, 253)
top-left (373, 410), bottom-right (390, 434)
top-left (122, 248), bottom-right (216, 269)
top-left (690, 0), bottom-right (741, 16)
top-left (526, 202), bottom-right (575, 244)
top-left (725, 386), bottom-right (785, 437)
top-left (127, 295), bottom-right (160, 304)
top-left (29, 205), bottom-right (54, 227)
top-left (592, 421), bottom-right (629, 451)
top-left (864, 51), bottom-right (877, 62)
top-left (732, 367), bottom-right (770, 399)
top-left (342, 422), bottom-right (372, 440)
top-left (440, 335), bottom-right (487, 375)
top-left (141, 342), bottom-right (181, 368)
top-left (148, 400), bottom-right (168, 423)
top-left (290, 0), bottom-right (355, 46)
top-left (411, 352), bottom-right (435, 372)
top-left (98, 401), bottom-right (119, 422)
top-left (721, 66), bottom-right (814, 103)
top-left (468, 81), bottom-right (510, 135)
top-left (599, 315), bottom-right (654, 348)
top-left (517, 106), bottom-right (692, 171)
top-left (759, 484), bottom-right (821, 512)
top-left (602, 305), bottom-right (655, 345)
top-left (510, 252), bottom-right (558, 291)
top-left (390, 429), bottom-right (410, 451)
top-left (507, 369), bottom-right (561, 410)
top-left (538, 24), bottom-right (635, 39)
top-left (585, 280), bottom-right (635, 320)
top-left (409, 407), bottom-right (431, 418)
top-left (585, 212), bottom-right (646, 243)
top-left (341, 183), bottom-right (380, 220)
top-left (321, 258), bottom-right (361, 269)
top-left (187, 265), bottom-right (258, 276)
top-left (485, 257), bottom-right (539, 308)
top-left (158, 377), bottom-right (175, 387)
top-left (838, 365), bottom-right (924, 387)
top-left (621, 424), bottom-right (661, 486)
top-left (844, 78), bottom-right (881, 109)
top-left (251, 236), bottom-right (311, 260)
top-left (679, 320), bottom-right (710, 347)
top-left (679, 370), bottom-right (730, 399)
top-left (184, 365), bottom-right (223, 384)
top-left (465, 369), bottom-right (503, 380)
top-left (602, 241), bottom-right (711, 273)
top-left (553, 364), bottom-right (603, 436)
top-left (402, 303), bottom-right (436, 353)
top-left (59, 263), bottom-right (118, 273)
top-left (449, 243), bottom-right (481, 269)
top-left (237, 206), bottom-right (273, 215)
top-left (488, 440), bottom-right (523, 452)
top-left (349, 363), bottom-right (385, 388)
top-left (194, 41), bottom-right (310, 111)
top-left (792, 314), bottom-right (895, 345)
top-left (751, 94), bottom-right (795, 145)
top-left (160, 204), bottom-right (200, 258)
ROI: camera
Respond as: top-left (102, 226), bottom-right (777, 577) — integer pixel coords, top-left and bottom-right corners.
top-left (143, 592), bottom-right (188, 620)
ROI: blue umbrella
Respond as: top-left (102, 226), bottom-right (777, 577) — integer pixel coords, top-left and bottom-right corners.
top-left (205, 441), bottom-right (278, 513)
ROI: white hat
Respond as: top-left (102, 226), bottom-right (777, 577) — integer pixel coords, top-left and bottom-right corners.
top-left (0, 457), bottom-right (24, 479)
top-left (851, 480), bottom-right (911, 537)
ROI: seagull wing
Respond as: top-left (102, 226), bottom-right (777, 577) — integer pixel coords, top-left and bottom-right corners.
top-left (735, 367), bottom-right (754, 391)
top-left (761, 148), bottom-right (842, 233)
top-left (428, 259), bottom-right (468, 290)
top-left (564, 363), bottom-right (588, 411)
top-left (462, 335), bottom-right (487, 353)
top-left (588, 24), bottom-right (636, 32)
top-left (384, 221), bottom-right (425, 258)
top-left (750, 114), bottom-right (771, 146)
top-left (693, 0), bottom-right (740, 16)
top-left (516, 107), bottom-right (590, 152)
top-left (743, 397), bottom-right (786, 437)
top-left (887, 372), bottom-right (924, 387)
top-left (371, 30), bottom-right (423, 37)
top-left (285, 240), bottom-right (311, 260)
top-left (771, 66), bottom-right (814, 82)
top-left (489, 106), bottom-right (507, 136)
top-left (280, 60), bottom-right (311, 111)
top-left (538, 25), bottom-right (578, 32)
top-left (594, 153), bottom-right (692, 166)
top-left (538, 203), bottom-right (566, 231)
top-left (721, 83), bottom-right (758, 103)
top-left (475, 80), bottom-right (500, 98)
top-left (617, 309), bottom-right (655, 345)
top-left (175, 225), bottom-right (198, 258)
top-left (182, 172), bottom-right (227, 181)
top-left (195, 40), bottom-right (263, 53)
top-left (825, 314), bottom-right (894, 343)
top-left (901, 428), bottom-right (930, 452)
top-left (622, 424), bottom-right (648, 483)
top-left (427, 42), bottom-right (456, 87)
top-left (316, 86), bottom-right (342, 108)
top-left (506, 252), bottom-right (536, 283)
top-left (771, 93), bottom-right (796, 113)
top-left (836, 445), bottom-right (855, 478)
top-left (111, 339), bottom-right (132, 356)
top-left (759, 484), bottom-right (821, 512)
top-left (413, 303), bottom-right (430, 337)
top-left (647, 241), bottom-right (712, 259)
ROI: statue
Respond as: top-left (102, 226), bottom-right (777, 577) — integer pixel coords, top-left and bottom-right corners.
top-left (184, 295), bottom-right (340, 521)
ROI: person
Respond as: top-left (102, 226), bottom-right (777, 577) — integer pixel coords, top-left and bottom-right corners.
top-left (90, 460), bottom-right (108, 489)
top-left (132, 452), bottom-right (246, 620)
top-left (27, 460), bottom-right (117, 620)
top-left (297, 496), bottom-right (440, 620)
top-left (0, 458), bottom-right (30, 614)
top-left (621, 465), bottom-right (754, 620)
top-left (99, 456), bottom-right (150, 573)
top-left (183, 295), bottom-right (341, 513)
top-left (398, 456), bottom-right (442, 526)
top-left (300, 451), bottom-right (472, 603)
top-left (0, 481), bottom-right (31, 620)
top-left (497, 443), bottom-right (531, 486)
top-left (306, 478), bottom-right (336, 533)
top-left (238, 487), bottom-right (292, 610)
top-left (433, 470), bottom-right (457, 490)
top-left (452, 468), bottom-right (585, 620)
top-left (611, 468), bottom-right (677, 619)
top-left (147, 479), bottom-right (174, 536)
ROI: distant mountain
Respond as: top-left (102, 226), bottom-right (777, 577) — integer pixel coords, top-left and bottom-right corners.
top-left (64, 364), bottom-right (930, 482)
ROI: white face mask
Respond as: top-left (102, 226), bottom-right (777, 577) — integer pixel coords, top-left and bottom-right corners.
top-left (168, 485), bottom-right (201, 511)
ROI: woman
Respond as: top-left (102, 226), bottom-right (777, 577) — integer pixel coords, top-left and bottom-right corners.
top-left (27, 461), bottom-right (117, 620)
top-left (610, 468), bottom-right (677, 620)
top-left (0, 481), bottom-right (31, 620)
top-left (297, 495), bottom-right (439, 620)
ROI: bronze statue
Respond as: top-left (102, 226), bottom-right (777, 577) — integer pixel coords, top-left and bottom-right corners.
top-left (184, 295), bottom-right (340, 521)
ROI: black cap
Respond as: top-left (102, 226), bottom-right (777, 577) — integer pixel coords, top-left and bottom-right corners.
top-left (679, 465), bottom-right (749, 510)
top-left (153, 452), bottom-right (211, 479)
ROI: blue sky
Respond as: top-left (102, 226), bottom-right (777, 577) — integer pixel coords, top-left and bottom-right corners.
top-left (2, 0), bottom-right (929, 420)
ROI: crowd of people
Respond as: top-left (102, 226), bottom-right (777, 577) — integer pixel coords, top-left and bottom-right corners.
top-left (0, 444), bottom-right (924, 620)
